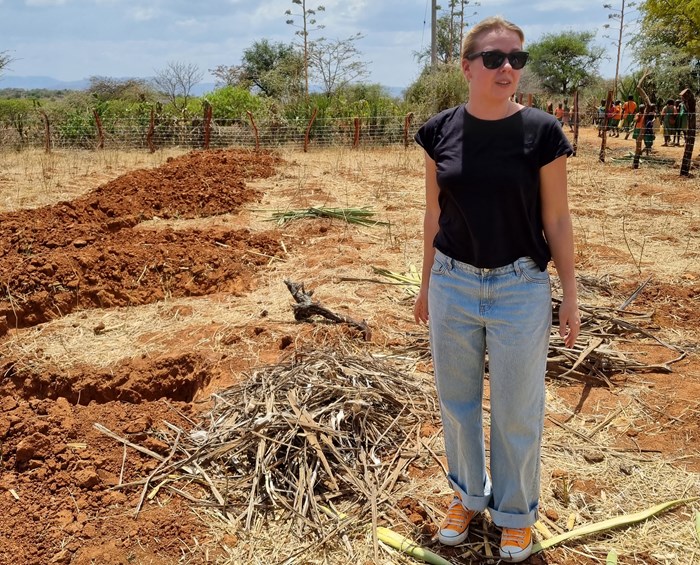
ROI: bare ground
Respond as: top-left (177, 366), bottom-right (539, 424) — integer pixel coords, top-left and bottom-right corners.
top-left (0, 130), bottom-right (698, 565)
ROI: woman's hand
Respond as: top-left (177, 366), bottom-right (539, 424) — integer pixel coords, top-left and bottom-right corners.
top-left (414, 286), bottom-right (429, 324)
top-left (558, 296), bottom-right (580, 348)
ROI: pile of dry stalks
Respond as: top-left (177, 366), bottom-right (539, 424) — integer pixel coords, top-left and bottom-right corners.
top-left (99, 351), bottom-right (440, 535)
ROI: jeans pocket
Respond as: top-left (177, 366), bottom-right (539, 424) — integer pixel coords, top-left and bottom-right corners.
top-left (518, 258), bottom-right (549, 284)
top-left (431, 253), bottom-right (448, 276)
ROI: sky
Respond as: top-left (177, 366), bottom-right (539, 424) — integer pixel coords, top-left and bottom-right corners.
top-left (0, 0), bottom-right (638, 89)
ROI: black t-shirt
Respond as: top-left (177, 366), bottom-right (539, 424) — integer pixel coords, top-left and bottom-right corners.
top-left (415, 105), bottom-right (573, 271)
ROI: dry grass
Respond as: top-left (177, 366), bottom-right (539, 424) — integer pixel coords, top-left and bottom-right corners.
top-left (2, 130), bottom-right (700, 564)
top-left (0, 147), bottom-right (188, 211)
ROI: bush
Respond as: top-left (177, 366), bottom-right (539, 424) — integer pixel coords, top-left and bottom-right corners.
top-left (204, 86), bottom-right (261, 121)
top-left (405, 64), bottom-right (468, 119)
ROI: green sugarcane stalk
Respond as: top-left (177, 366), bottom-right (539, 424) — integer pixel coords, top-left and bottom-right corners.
top-left (271, 207), bottom-right (389, 227)
top-left (533, 497), bottom-right (699, 553)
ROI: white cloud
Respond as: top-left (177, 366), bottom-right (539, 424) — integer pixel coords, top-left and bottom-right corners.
top-left (129, 7), bottom-right (158, 21)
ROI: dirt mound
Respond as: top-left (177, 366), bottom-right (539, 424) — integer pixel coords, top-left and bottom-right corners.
top-left (0, 149), bottom-right (284, 329)
top-left (3, 352), bottom-right (212, 405)
top-left (0, 148), bottom-right (283, 564)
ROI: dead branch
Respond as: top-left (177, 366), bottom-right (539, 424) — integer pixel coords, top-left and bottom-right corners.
top-left (284, 279), bottom-right (371, 340)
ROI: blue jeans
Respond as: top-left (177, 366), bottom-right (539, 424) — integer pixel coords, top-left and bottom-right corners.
top-left (428, 249), bottom-right (551, 528)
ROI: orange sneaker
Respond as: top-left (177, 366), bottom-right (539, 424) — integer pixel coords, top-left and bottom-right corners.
top-left (437, 494), bottom-right (476, 546)
top-left (499, 527), bottom-right (533, 562)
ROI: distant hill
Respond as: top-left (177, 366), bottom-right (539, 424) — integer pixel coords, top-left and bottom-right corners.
top-left (0, 75), bottom-right (91, 91)
top-left (0, 75), bottom-right (406, 99)
top-left (0, 75), bottom-right (217, 96)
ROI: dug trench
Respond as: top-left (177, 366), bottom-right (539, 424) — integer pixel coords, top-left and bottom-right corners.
top-left (0, 149), bottom-right (296, 563)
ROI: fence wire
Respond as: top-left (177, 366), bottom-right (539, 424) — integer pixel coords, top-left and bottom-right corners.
top-left (0, 112), bottom-right (695, 152)
top-left (0, 114), bottom-right (420, 151)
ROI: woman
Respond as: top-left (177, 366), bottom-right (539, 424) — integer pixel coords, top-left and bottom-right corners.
top-left (414, 16), bottom-right (580, 563)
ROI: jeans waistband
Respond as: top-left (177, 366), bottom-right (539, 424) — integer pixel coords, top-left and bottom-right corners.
top-left (434, 249), bottom-right (538, 276)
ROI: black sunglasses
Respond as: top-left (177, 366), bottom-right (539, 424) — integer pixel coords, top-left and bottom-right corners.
top-left (466, 50), bottom-right (529, 70)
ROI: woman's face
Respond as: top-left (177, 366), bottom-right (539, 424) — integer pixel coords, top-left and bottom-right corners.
top-left (461, 28), bottom-right (523, 103)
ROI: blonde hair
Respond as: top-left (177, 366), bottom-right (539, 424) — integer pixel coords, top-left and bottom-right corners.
top-left (460, 16), bottom-right (525, 60)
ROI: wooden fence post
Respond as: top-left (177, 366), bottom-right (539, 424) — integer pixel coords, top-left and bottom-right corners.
top-left (39, 110), bottom-right (51, 153)
top-left (247, 111), bottom-right (260, 151)
top-left (599, 90), bottom-right (613, 163)
top-left (679, 88), bottom-right (696, 177)
top-left (203, 102), bottom-right (212, 150)
top-left (403, 112), bottom-right (414, 148)
top-left (147, 107), bottom-right (156, 153)
top-left (353, 117), bottom-right (360, 148)
top-left (304, 108), bottom-right (317, 153)
top-left (93, 109), bottom-right (105, 150)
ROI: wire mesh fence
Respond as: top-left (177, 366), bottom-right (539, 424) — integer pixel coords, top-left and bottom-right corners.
top-left (0, 113), bottom-right (421, 151)
top-left (0, 110), bottom-right (695, 152)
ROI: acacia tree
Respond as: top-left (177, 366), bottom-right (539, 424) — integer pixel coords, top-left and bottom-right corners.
top-left (308, 34), bottom-right (369, 96)
top-left (152, 61), bottom-right (204, 113)
top-left (0, 51), bottom-right (14, 77)
top-left (240, 40), bottom-right (304, 99)
top-left (88, 76), bottom-right (154, 101)
top-left (209, 64), bottom-right (246, 88)
top-left (285, 0), bottom-right (325, 97)
top-left (527, 31), bottom-right (605, 95)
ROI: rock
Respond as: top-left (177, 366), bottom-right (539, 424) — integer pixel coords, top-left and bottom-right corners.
top-left (583, 452), bottom-right (605, 464)
top-left (74, 469), bottom-right (101, 489)
top-left (15, 433), bottom-right (51, 463)
top-left (544, 508), bottom-right (560, 521)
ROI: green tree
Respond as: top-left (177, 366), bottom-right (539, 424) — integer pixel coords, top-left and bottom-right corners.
top-left (308, 34), bottom-right (369, 96)
top-left (632, 0), bottom-right (700, 96)
top-left (285, 0), bottom-right (325, 97)
top-left (527, 31), bottom-right (605, 95)
top-left (0, 98), bottom-right (33, 143)
top-left (637, 0), bottom-right (700, 56)
top-left (204, 86), bottom-right (261, 120)
top-left (239, 39), bottom-right (304, 100)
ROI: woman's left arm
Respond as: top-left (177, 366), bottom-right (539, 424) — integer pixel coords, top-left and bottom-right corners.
top-left (540, 154), bottom-right (580, 348)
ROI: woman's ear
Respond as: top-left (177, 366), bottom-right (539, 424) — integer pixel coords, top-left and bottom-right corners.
top-left (461, 57), bottom-right (471, 81)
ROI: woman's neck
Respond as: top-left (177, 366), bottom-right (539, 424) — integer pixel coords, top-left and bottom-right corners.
top-left (465, 99), bottom-right (518, 120)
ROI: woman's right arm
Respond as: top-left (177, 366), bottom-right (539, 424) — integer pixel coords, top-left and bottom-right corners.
top-left (414, 153), bottom-right (440, 324)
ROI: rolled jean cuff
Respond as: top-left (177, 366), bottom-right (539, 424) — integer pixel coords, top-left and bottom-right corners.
top-left (488, 506), bottom-right (538, 529)
top-left (448, 475), bottom-right (491, 512)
